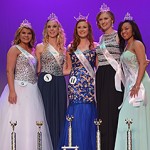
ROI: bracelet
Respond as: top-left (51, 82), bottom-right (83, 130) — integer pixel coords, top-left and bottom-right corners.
top-left (134, 85), bottom-right (140, 89)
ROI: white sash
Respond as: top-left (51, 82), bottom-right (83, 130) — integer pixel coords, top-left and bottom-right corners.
top-left (16, 45), bottom-right (36, 72)
top-left (99, 36), bottom-right (125, 91)
top-left (74, 49), bottom-right (95, 79)
top-left (47, 44), bottom-right (61, 66)
top-left (122, 64), bottom-right (145, 107)
top-left (74, 49), bottom-right (96, 102)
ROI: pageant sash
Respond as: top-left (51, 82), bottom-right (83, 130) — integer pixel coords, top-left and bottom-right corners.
top-left (47, 44), bottom-right (61, 66)
top-left (124, 65), bottom-right (145, 107)
top-left (74, 49), bottom-right (95, 79)
top-left (16, 45), bottom-right (36, 72)
top-left (99, 37), bottom-right (125, 91)
top-left (74, 49), bottom-right (96, 102)
top-left (15, 80), bottom-right (28, 86)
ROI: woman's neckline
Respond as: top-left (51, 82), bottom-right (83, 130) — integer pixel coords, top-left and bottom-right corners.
top-left (103, 30), bottom-right (117, 36)
top-left (18, 44), bottom-right (33, 54)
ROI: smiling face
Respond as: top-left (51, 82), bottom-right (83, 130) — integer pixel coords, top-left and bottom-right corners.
top-left (46, 20), bottom-right (59, 38)
top-left (97, 12), bottom-right (114, 32)
top-left (120, 22), bottom-right (133, 41)
top-left (19, 28), bottom-right (32, 44)
top-left (76, 21), bottom-right (89, 38)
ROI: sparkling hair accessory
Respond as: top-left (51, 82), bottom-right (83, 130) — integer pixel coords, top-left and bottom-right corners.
top-left (74, 13), bottom-right (89, 21)
top-left (47, 13), bottom-right (58, 21)
top-left (100, 3), bottom-right (110, 12)
top-left (19, 19), bottom-right (32, 29)
top-left (124, 12), bottom-right (133, 21)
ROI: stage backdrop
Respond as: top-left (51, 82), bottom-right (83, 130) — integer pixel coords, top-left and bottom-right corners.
top-left (0, 0), bottom-right (149, 94)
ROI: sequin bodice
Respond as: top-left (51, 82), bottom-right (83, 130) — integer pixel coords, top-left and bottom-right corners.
top-left (15, 53), bottom-right (37, 84)
top-left (40, 48), bottom-right (65, 76)
top-left (96, 31), bottom-right (121, 66)
top-left (68, 49), bottom-right (96, 103)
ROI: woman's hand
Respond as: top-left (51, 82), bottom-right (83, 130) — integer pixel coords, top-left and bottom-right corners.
top-left (130, 85), bottom-right (140, 98)
top-left (8, 91), bottom-right (17, 104)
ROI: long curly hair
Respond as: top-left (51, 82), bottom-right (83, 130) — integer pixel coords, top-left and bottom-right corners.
top-left (42, 19), bottom-right (66, 51)
top-left (118, 20), bottom-right (144, 53)
top-left (69, 19), bottom-right (94, 53)
top-left (12, 26), bottom-right (36, 48)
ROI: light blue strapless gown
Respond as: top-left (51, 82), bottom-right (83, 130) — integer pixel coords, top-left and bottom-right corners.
top-left (115, 50), bottom-right (150, 150)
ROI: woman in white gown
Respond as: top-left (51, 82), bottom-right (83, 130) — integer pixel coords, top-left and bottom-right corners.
top-left (0, 19), bottom-right (53, 150)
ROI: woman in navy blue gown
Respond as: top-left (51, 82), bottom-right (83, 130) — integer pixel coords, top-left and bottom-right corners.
top-left (59, 14), bottom-right (97, 150)
top-left (36, 13), bottom-right (67, 150)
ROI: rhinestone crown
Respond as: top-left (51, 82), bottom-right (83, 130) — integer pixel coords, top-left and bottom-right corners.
top-left (47, 13), bottom-right (58, 21)
top-left (124, 12), bottom-right (133, 21)
top-left (19, 19), bottom-right (32, 29)
top-left (100, 3), bottom-right (110, 12)
top-left (74, 13), bottom-right (89, 21)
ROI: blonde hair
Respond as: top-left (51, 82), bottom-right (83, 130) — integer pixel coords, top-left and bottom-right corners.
top-left (12, 26), bottom-right (36, 48)
top-left (96, 11), bottom-right (115, 29)
top-left (42, 19), bottom-right (66, 51)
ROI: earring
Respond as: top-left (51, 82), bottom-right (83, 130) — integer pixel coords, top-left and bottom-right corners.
top-left (112, 21), bottom-right (114, 27)
top-left (57, 34), bottom-right (60, 39)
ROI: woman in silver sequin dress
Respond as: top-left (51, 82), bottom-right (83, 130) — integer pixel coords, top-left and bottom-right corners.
top-left (0, 20), bottom-right (53, 150)
top-left (95, 3), bottom-right (124, 150)
top-left (36, 13), bottom-right (67, 150)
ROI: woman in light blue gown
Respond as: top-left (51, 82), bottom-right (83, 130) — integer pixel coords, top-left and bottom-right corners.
top-left (115, 13), bottom-right (150, 150)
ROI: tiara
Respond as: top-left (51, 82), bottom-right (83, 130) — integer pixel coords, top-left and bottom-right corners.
top-left (74, 13), bottom-right (89, 21)
top-left (19, 19), bottom-right (32, 29)
top-left (47, 13), bottom-right (58, 21)
top-left (100, 3), bottom-right (110, 12)
top-left (124, 12), bottom-right (133, 21)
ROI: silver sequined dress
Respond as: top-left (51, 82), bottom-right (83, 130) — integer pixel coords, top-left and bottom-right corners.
top-left (0, 45), bottom-right (53, 150)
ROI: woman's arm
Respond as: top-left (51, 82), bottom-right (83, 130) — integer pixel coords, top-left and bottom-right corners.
top-left (94, 42), bottom-right (99, 68)
top-left (35, 43), bottom-right (43, 75)
top-left (130, 41), bottom-right (147, 98)
top-left (7, 46), bottom-right (19, 104)
top-left (63, 51), bottom-right (72, 75)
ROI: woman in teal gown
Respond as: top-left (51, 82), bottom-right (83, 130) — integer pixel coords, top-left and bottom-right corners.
top-left (115, 14), bottom-right (150, 150)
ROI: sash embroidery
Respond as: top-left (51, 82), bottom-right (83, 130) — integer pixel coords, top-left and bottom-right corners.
top-left (47, 44), bottom-right (61, 67)
top-left (99, 35), bottom-right (125, 91)
top-left (16, 45), bottom-right (36, 72)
